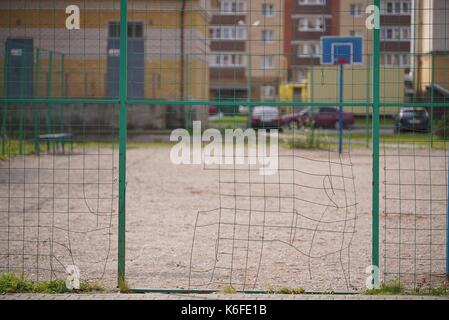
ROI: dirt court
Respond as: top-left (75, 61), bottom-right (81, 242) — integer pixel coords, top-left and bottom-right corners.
top-left (0, 145), bottom-right (447, 292)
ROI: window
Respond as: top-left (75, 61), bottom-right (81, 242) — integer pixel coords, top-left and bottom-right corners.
top-left (223, 28), bottom-right (230, 39)
top-left (220, 0), bottom-right (246, 14)
top-left (391, 55), bottom-right (398, 66)
top-left (108, 22), bottom-right (143, 38)
top-left (350, 4), bottom-right (363, 17)
top-left (209, 27), bottom-right (246, 40)
top-left (262, 3), bottom-right (274, 17)
top-left (382, 0), bottom-right (411, 15)
top-left (261, 85), bottom-right (276, 100)
top-left (315, 17), bottom-right (325, 31)
top-left (237, 28), bottom-right (245, 39)
top-left (401, 27), bottom-right (410, 40)
top-left (394, 2), bottom-right (401, 14)
top-left (402, 54), bottom-right (410, 66)
top-left (261, 56), bottom-right (274, 69)
top-left (298, 42), bottom-right (321, 57)
top-left (108, 22), bottom-right (120, 38)
top-left (210, 54), bottom-right (245, 67)
top-left (297, 69), bottom-right (307, 83)
top-left (128, 22), bottom-right (143, 38)
top-left (380, 27), bottom-right (410, 41)
top-left (261, 30), bottom-right (274, 42)
top-left (386, 2), bottom-right (394, 13)
top-left (299, 0), bottom-right (326, 5)
top-left (298, 17), bottom-right (308, 31)
top-left (393, 28), bottom-right (401, 40)
top-left (402, 1), bottom-right (410, 14)
top-left (309, 43), bottom-right (319, 56)
top-left (223, 2), bottom-right (230, 12)
top-left (381, 53), bottom-right (411, 67)
top-left (298, 16), bottom-right (325, 31)
top-left (386, 29), bottom-right (393, 40)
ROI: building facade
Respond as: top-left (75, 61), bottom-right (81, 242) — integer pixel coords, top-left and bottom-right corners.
top-left (413, 0), bottom-right (449, 102)
top-left (209, 0), bottom-right (284, 109)
top-left (208, 0), bottom-right (248, 108)
top-left (284, 0), bottom-right (340, 85)
top-left (380, 0), bottom-right (412, 72)
top-left (246, 0), bottom-right (285, 102)
top-left (0, 0), bottom-right (211, 129)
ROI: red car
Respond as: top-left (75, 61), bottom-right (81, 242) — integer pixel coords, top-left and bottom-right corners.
top-left (282, 107), bottom-right (355, 130)
top-left (208, 106), bottom-right (218, 115)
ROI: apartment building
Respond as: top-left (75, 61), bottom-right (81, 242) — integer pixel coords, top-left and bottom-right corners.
top-left (339, 0), bottom-right (372, 55)
top-left (209, 0), bottom-right (284, 107)
top-left (247, 0), bottom-right (285, 102)
top-left (284, 0), bottom-right (340, 84)
top-left (208, 0), bottom-right (248, 107)
top-left (413, 0), bottom-right (449, 102)
top-left (380, 0), bottom-right (412, 72)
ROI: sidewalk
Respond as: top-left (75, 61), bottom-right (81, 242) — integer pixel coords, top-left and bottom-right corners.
top-left (1, 293), bottom-right (448, 300)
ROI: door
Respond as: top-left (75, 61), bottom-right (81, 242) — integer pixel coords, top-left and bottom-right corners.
top-left (5, 38), bottom-right (34, 98)
top-left (106, 22), bottom-right (144, 99)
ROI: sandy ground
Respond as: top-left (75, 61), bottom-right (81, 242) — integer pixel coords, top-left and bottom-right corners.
top-left (0, 145), bottom-right (447, 292)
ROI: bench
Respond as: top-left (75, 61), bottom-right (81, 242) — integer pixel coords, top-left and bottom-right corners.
top-left (37, 133), bottom-right (74, 155)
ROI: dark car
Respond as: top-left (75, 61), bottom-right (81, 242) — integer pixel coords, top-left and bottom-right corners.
top-left (282, 107), bottom-right (355, 130)
top-left (394, 108), bottom-right (429, 133)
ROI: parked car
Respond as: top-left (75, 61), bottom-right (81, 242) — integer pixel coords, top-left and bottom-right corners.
top-left (394, 107), bottom-right (429, 133)
top-left (208, 106), bottom-right (218, 115)
top-left (280, 111), bottom-right (305, 130)
top-left (282, 107), bottom-right (355, 130)
top-left (239, 105), bottom-right (249, 115)
top-left (251, 106), bottom-right (281, 129)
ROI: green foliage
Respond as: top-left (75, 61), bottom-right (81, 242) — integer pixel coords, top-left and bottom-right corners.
top-left (0, 273), bottom-right (69, 293)
top-left (210, 116), bottom-right (247, 125)
top-left (118, 276), bottom-right (130, 293)
top-left (0, 140), bottom-right (36, 160)
top-left (0, 272), bottom-right (106, 294)
top-left (434, 113), bottom-right (449, 140)
top-left (80, 281), bottom-right (107, 293)
top-left (222, 285), bottom-right (237, 294)
top-left (277, 287), bottom-right (306, 295)
top-left (267, 287), bottom-right (305, 295)
top-left (365, 281), bottom-right (449, 296)
top-left (365, 281), bottom-right (402, 295)
top-left (425, 287), bottom-right (449, 296)
top-left (0, 273), bottom-right (34, 293)
top-left (287, 128), bottom-right (321, 150)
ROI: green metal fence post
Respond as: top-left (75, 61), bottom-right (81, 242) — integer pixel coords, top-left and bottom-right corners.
top-left (246, 47), bottom-right (252, 128)
top-left (19, 44), bottom-right (25, 155)
top-left (59, 54), bottom-right (65, 152)
top-left (118, 0), bottom-right (128, 286)
top-left (46, 51), bottom-right (54, 153)
top-left (34, 48), bottom-right (41, 155)
top-left (430, 52), bottom-right (435, 148)
top-left (366, 53), bottom-right (371, 148)
top-left (2, 44), bottom-right (8, 156)
top-left (372, 0), bottom-right (381, 287)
